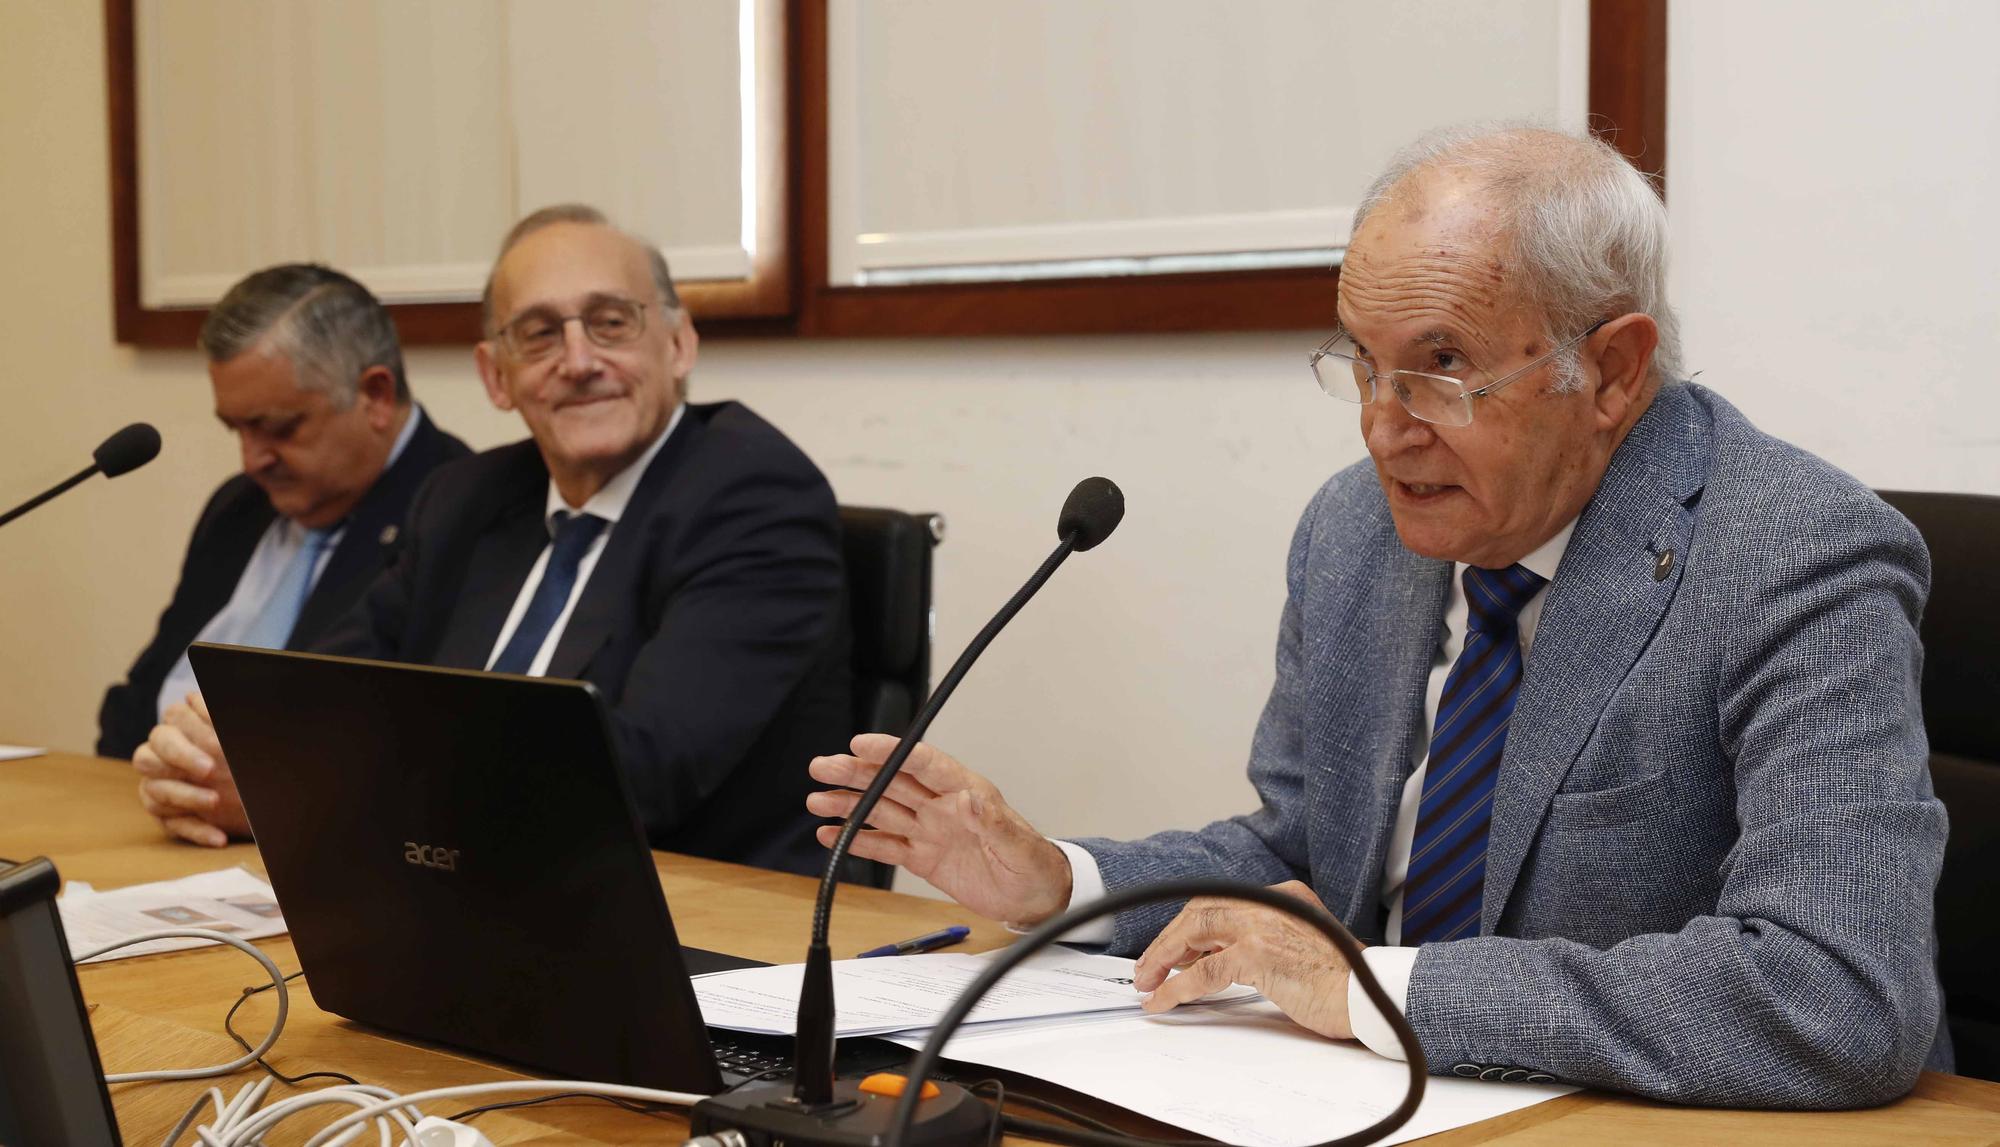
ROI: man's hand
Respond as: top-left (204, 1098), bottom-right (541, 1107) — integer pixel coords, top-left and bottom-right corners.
top-left (132, 693), bottom-right (248, 847)
top-left (1134, 880), bottom-right (1358, 1040)
top-left (807, 734), bottom-right (1072, 926)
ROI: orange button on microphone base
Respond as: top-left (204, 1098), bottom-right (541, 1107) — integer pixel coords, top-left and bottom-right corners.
top-left (857, 1072), bottom-right (943, 1100)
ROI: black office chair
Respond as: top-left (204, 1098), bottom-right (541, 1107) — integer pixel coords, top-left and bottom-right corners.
top-left (1879, 490), bottom-right (2000, 1081)
top-left (837, 505), bottom-right (944, 889)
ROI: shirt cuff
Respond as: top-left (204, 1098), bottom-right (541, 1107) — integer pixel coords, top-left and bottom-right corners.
top-left (1002, 839), bottom-right (1114, 945)
top-left (1346, 946), bottom-right (1419, 1061)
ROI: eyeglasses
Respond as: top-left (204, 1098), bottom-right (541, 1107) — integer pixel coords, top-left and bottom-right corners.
top-left (1309, 319), bottom-right (1609, 427)
top-left (492, 296), bottom-right (664, 362)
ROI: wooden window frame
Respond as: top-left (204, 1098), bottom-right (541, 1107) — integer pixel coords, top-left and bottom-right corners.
top-left (104, 0), bottom-right (794, 347)
top-left (794, 0), bottom-right (1667, 338)
top-left (105, 0), bottom-right (1664, 346)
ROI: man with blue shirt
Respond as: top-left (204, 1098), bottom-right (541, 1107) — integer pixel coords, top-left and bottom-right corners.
top-left (109, 265), bottom-right (469, 838)
top-left (134, 208), bottom-right (850, 876)
top-left (806, 126), bottom-right (1949, 1106)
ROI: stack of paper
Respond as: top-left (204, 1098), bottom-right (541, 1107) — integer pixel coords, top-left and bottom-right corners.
top-left (693, 947), bottom-right (1255, 1038)
top-left (697, 946), bottom-right (1576, 1146)
top-left (59, 867), bottom-right (289, 962)
top-left (885, 999), bottom-right (1574, 1147)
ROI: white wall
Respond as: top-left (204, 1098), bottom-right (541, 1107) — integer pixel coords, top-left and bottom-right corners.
top-left (2, 3), bottom-right (1996, 890)
top-left (1667, 1), bottom-right (2000, 493)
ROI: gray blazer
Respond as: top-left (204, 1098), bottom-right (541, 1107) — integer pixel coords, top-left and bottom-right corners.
top-left (1077, 382), bottom-right (1948, 1107)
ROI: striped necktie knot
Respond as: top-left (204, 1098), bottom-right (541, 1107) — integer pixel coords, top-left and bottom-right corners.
top-left (1463, 563), bottom-right (1546, 636)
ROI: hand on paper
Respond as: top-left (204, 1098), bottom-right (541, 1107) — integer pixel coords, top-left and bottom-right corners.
top-left (807, 734), bottom-right (1072, 926)
top-left (132, 692), bottom-right (248, 847)
top-left (1134, 880), bottom-right (1357, 1040)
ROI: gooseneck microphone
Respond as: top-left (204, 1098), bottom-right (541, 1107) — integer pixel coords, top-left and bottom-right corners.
top-left (690, 477), bottom-right (1125, 1147)
top-left (1055, 476), bottom-right (1123, 552)
top-left (0, 423), bottom-right (161, 532)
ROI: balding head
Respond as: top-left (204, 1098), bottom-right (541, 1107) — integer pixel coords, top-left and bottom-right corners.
top-left (1333, 123), bottom-right (1669, 568)
top-left (473, 205), bottom-right (699, 509)
top-left (1354, 124), bottom-right (1680, 389)
top-left (480, 204), bottom-right (682, 335)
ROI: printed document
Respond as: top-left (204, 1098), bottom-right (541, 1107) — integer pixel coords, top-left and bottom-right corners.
top-left (693, 947), bottom-right (1254, 1037)
top-left (888, 998), bottom-right (1575, 1147)
top-left (59, 867), bottom-right (288, 962)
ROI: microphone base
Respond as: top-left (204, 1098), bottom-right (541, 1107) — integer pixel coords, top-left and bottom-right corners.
top-left (689, 1078), bottom-right (995, 1147)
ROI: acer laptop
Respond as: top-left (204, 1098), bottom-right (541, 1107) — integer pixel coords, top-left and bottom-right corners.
top-left (188, 642), bottom-right (889, 1092)
top-left (0, 857), bottom-right (123, 1146)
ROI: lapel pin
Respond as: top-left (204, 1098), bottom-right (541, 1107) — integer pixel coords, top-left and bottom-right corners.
top-left (379, 524), bottom-right (399, 546)
top-left (1653, 550), bottom-right (1674, 581)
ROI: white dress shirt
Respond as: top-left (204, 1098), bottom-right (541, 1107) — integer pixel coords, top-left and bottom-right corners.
top-left (155, 408), bottom-right (425, 718)
top-left (483, 404), bottom-right (684, 677)
top-left (1053, 519), bottom-right (1576, 1061)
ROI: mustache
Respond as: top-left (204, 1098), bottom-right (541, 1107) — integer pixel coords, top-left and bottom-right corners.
top-left (554, 384), bottom-right (625, 407)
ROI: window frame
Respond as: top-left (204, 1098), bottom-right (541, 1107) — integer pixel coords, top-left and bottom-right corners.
top-left (104, 0), bottom-right (795, 346)
top-left (104, 0), bottom-right (1665, 345)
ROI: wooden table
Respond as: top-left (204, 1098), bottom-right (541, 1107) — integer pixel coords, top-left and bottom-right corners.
top-left (7, 751), bottom-right (2000, 1145)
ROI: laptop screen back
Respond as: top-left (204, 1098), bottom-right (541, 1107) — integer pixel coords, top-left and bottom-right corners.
top-left (0, 857), bottom-right (122, 1147)
top-left (188, 642), bottom-right (726, 1093)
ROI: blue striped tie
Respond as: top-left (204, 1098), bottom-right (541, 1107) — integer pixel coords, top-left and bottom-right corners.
top-left (1401, 563), bottom-right (1547, 945)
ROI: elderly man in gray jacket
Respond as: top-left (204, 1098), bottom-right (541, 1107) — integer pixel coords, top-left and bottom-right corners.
top-left (805, 124), bottom-right (1948, 1108)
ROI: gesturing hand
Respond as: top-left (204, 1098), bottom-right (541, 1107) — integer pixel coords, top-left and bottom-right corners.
top-left (807, 734), bottom-right (1072, 927)
top-left (1134, 880), bottom-right (1359, 1040)
top-left (132, 692), bottom-right (248, 847)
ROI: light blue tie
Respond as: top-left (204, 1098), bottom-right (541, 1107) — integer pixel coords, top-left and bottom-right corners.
top-left (237, 526), bottom-right (333, 650)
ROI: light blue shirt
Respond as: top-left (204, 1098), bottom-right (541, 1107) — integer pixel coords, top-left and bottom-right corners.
top-left (154, 407), bottom-right (424, 718)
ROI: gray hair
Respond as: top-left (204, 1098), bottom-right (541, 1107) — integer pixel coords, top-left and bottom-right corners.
top-left (1352, 123), bottom-right (1683, 391)
top-left (198, 265), bottom-right (408, 407)
top-left (480, 203), bottom-right (683, 333)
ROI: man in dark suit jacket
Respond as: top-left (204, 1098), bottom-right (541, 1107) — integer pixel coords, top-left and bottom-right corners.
top-left (105, 265), bottom-right (469, 770)
top-left (135, 207), bottom-right (849, 876)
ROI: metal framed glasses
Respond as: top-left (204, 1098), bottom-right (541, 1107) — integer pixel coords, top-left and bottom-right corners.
top-left (493, 296), bottom-right (665, 362)
top-left (1309, 319), bottom-right (1610, 427)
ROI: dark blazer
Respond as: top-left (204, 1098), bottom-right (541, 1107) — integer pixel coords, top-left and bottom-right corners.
top-left (1078, 383), bottom-right (1946, 1107)
top-left (318, 401), bottom-right (852, 877)
top-left (96, 410), bottom-right (470, 759)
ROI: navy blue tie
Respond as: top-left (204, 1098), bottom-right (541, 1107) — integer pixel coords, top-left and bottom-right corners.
top-left (490, 511), bottom-right (607, 676)
top-left (1401, 563), bottom-right (1547, 945)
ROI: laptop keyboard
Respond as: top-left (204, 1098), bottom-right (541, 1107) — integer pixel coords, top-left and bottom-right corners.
top-left (708, 1030), bottom-right (919, 1084)
top-left (712, 1033), bottom-right (795, 1080)
top-left (689, 948), bottom-right (939, 1084)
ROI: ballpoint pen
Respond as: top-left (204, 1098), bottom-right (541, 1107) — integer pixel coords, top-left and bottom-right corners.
top-left (855, 924), bottom-right (971, 958)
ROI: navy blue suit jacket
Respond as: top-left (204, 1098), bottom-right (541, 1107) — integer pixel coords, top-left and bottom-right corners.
top-left (97, 410), bottom-right (469, 759)
top-left (317, 401), bottom-right (851, 877)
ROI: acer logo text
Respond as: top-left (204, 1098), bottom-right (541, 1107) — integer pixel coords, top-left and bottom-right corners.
top-left (404, 843), bottom-right (461, 871)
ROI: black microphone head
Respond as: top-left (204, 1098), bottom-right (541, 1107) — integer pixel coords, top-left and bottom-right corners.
top-left (1057, 477), bottom-right (1124, 552)
top-left (93, 423), bottom-right (161, 478)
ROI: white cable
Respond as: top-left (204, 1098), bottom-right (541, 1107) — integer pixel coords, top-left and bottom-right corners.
top-left (75, 931), bottom-right (707, 1144)
top-left (193, 1080), bottom-right (417, 1147)
top-left (298, 1081), bottom-right (709, 1147)
top-left (73, 927), bottom-right (288, 1084)
top-left (159, 1085), bottom-right (230, 1147)
top-left (181, 1078), bottom-right (273, 1147)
